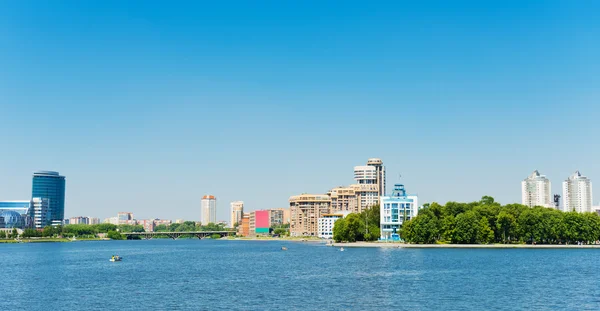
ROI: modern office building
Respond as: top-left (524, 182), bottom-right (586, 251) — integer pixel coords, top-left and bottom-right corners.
top-left (318, 211), bottom-right (351, 239)
top-left (562, 171), bottom-right (593, 213)
top-left (32, 197), bottom-right (50, 229)
top-left (0, 201), bottom-right (32, 228)
top-left (521, 170), bottom-right (553, 208)
top-left (289, 194), bottom-right (331, 237)
top-left (230, 201), bottom-right (244, 227)
top-left (380, 184), bottom-right (418, 241)
top-left (31, 171), bottom-right (66, 225)
top-left (0, 211), bottom-right (24, 229)
top-left (201, 195), bottom-right (217, 225)
top-left (88, 217), bottom-right (101, 225)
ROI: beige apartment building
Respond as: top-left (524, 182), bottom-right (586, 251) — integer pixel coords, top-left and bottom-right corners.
top-left (289, 158), bottom-right (385, 237)
top-left (230, 201), bottom-right (244, 227)
top-left (329, 187), bottom-right (358, 213)
top-left (289, 194), bottom-right (331, 237)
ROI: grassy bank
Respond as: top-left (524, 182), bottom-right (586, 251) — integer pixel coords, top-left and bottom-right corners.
top-left (0, 237), bottom-right (110, 244)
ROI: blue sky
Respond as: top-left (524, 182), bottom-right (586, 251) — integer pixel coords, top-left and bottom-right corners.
top-left (1, 1), bottom-right (598, 221)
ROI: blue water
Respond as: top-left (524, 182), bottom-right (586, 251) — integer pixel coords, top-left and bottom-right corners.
top-left (1, 240), bottom-right (599, 310)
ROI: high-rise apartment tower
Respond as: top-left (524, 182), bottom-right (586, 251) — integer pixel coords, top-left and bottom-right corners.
top-left (562, 171), bottom-right (593, 213)
top-left (521, 170), bottom-right (552, 208)
top-left (201, 195), bottom-right (217, 225)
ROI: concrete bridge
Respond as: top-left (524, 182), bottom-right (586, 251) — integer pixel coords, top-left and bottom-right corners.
top-left (122, 231), bottom-right (236, 240)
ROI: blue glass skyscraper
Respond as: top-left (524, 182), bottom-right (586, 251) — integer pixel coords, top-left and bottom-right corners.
top-left (31, 171), bottom-right (66, 225)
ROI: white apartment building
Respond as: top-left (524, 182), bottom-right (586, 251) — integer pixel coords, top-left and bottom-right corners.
top-left (380, 184), bottom-right (418, 241)
top-left (318, 211), bottom-right (351, 239)
top-left (521, 170), bottom-right (553, 208)
top-left (562, 171), bottom-right (593, 213)
top-left (230, 201), bottom-right (244, 227)
top-left (201, 195), bottom-right (217, 225)
top-left (32, 197), bottom-right (50, 229)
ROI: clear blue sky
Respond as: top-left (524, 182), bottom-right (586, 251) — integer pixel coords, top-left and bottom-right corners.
top-left (1, 1), bottom-right (598, 221)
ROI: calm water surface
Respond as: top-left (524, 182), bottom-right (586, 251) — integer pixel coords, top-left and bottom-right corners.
top-left (1, 240), bottom-right (599, 310)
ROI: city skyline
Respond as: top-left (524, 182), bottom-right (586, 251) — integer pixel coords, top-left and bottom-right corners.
top-left (1, 166), bottom-right (598, 221)
top-left (1, 1), bottom-right (599, 221)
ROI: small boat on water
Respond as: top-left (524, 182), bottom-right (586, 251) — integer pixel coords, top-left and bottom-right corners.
top-left (110, 255), bottom-right (122, 262)
top-left (340, 247), bottom-right (345, 252)
top-left (281, 246), bottom-right (288, 251)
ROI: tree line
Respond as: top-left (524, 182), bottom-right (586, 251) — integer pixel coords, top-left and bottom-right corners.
top-left (333, 205), bottom-right (380, 242)
top-left (154, 221), bottom-right (227, 232)
top-left (20, 223), bottom-right (125, 239)
top-left (402, 196), bottom-right (600, 244)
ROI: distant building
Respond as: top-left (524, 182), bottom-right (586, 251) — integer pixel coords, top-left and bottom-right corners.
top-left (289, 194), bottom-right (331, 237)
top-left (562, 171), bottom-right (593, 213)
top-left (153, 219), bottom-right (172, 226)
top-left (268, 208), bottom-right (288, 227)
top-left (69, 216), bottom-right (89, 225)
top-left (138, 220), bottom-right (155, 232)
top-left (380, 184), bottom-right (418, 241)
top-left (230, 201), bottom-right (244, 227)
top-left (318, 212), bottom-right (351, 239)
top-left (522, 170), bottom-right (553, 208)
top-left (201, 195), bottom-right (217, 225)
top-left (104, 217), bottom-right (119, 225)
top-left (175, 219), bottom-right (185, 224)
top-left (249, 210), bottom-right (270, 235)
top-left (117, 212), bottom-right (134, 225)
top-left (32, 171), bottom-right (66, 225)
top-left (88, 217), bottom-right (100, 225)
top-left (237, 213), bottom-right (250, 236)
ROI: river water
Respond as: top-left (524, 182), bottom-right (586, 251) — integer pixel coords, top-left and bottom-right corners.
top-left (1, 239), bottom-right (599, 310)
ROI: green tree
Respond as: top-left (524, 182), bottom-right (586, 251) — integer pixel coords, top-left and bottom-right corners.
top-left (11, 228), bottom-right (19, 239)
top-left (496, 211), bottom-right (516, 243)
top-left (344, 214), bottom-right (364, 242)
top-left (518, 209), bottom-right (542, 244)
top-left (107, 231), bottom-right (124, 240)
top-left (477, 217), bottom-right (495, 244)
top-left (154, 224), bottom-right (168, 232)
top-left (333, 218), bottom-right (348, 242)
top-left (94, 223), bottom-right (117, 233)
top-left (273, 228), bottom-right (289, 236)
top-left (452, 211), bottom-right (479, 244)
top-left (402, 213), bottom-right (439, 244)
top-left (0, 230), bottom-right (7, 239)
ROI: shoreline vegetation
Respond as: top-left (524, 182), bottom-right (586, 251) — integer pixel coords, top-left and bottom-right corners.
top-left (399, 196), bottom-right (600, 245)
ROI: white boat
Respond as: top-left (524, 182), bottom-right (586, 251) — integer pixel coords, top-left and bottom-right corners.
top-left (340, 247), bottom-right (345, 252)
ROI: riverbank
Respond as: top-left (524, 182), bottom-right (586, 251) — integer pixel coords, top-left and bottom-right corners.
top-left (227, 237), bottom-right (323, 243)
top-left (331, 242), bottom-right (600, 249)
top-left (0, 237), bottom-right (109, 244)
